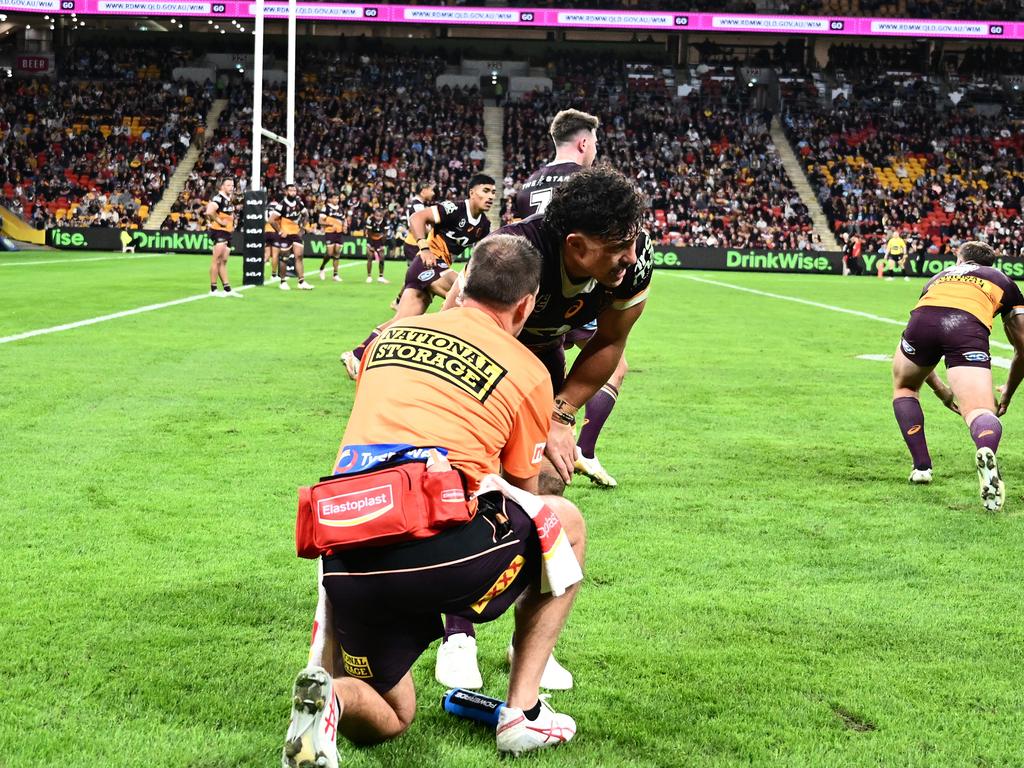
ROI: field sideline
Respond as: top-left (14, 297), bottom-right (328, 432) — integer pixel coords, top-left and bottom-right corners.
top-left (2, 250), bottom-right (1023, 767)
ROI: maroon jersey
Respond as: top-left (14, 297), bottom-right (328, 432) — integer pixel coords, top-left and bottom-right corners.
top-left (513, 161), bottom-right (584, 219)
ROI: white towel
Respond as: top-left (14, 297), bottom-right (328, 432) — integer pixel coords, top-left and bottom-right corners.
top-left (475, 474), bottom-right (583, 597)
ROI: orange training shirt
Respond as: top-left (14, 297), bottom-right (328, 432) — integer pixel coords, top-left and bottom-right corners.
top-left (338, 307), bottom-right (553, 491)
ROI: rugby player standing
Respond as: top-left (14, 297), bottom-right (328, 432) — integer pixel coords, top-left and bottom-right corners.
top-left (892, 241), bottom-right (1024, 510)
top-left (436, 166), bottom-right (651, 691)
top-left (318, 192), bottom-right (345, 282)
top-left (364, 209), bottom-right (389, 284)
top-left (269, 183), bottom-right (314, 291)
top-left (340, 175), bottom-right (495, 380)
top-left (204, 177), bottom-right (242, 297)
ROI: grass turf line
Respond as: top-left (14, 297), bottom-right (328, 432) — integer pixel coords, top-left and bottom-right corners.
top-left (2, 252), bottom-right (1023, 766)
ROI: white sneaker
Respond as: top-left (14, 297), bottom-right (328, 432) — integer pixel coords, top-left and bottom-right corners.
top-left (377, 276), bottom-right (390, 284)
top-left (976, 447), bottom-right (1005, 512)
top-left (435, 633), bottom-right (483, 690)
top-left (224, 290), bottom-right (244, 298)
top-left (267, 275), bottom-right (281, 284)
top-left (904, 276), bottom-right (911, 282)
top-left (279, 280), bottom-right (291, 291)
top-left (340, 351), bottom-right (360, 382)
top-left (908, 468), bottom-right (933, 484)
top-left (332, 274), bottom-right (342, 282)
top-left (281, 666), bottom-right (339, 768)
top-left (366, 276), bottom-right (374, 284)
top-left (573, 448), bottom-right (617, 488)
top-left (885, 276), bottom-right (894, 281)
top-left (211, 289), bottom-right (225, 297)
top-left (319, 269), bottom-right (326, 281)
top-left (299, 281), bottom-right (315, 291)
top-left (507, 644), bottom-right (573, 690)
top-left (496, 698), bottom-right (575, 756)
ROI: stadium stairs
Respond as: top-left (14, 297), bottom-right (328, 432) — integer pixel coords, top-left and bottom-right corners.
top-left (483, 104), bottom-right (504, 232)
top-left (145, 98), bottom-right (228, 229)
top-left (770, 115), bottom-right (840, 252)
top-left (0, 204), bottom-right (44, 245)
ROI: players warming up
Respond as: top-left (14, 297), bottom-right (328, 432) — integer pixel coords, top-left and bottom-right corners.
top-left (205, 178), bottom-right (242, 297)
top-left (269, 183), bottom-right (314, 291)
top-left (513, 108), bottom-right (624, 487)
top-left (340, 174), bottom-right (495, 380)
top-left (281, 236), bottom-right (584, 764)
top-left (364, 209), bottom-right (389, 284)
top-left (892, 241), bottom-right (1024, 511)
top-left (318, 192), bottom-right (345, 282)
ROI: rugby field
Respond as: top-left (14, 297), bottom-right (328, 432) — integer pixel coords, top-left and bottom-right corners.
top-left (2, 250), bottom-right (1022, 767)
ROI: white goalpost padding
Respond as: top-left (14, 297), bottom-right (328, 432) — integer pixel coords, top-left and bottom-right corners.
top-left (250, 0), bottom-right (297, 191)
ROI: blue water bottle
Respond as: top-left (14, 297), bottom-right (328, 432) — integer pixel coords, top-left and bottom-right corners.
top-left (441, 688), bottom-right (506, 728)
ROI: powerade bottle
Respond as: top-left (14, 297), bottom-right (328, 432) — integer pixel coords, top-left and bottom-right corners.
top-left (441, 688), bottom-right (505, 728)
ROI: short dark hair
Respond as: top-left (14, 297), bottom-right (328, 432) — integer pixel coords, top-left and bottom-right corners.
top-left (418, 181), bottom-right (434, 193)
top-left (550, 109), bottom-right (600, 146)
top-left (464, 234), bottom-right (541, 308)
top-left (959, 240), bottom-right (997, 267)
top-left (468, 174), bottom-right (495, 191)
top-left (220, 177), bottom-right (234, 187)
top-left (285, 183), bottom-right (297, 190)
top-left (544, 166), bottom-right (645, 245)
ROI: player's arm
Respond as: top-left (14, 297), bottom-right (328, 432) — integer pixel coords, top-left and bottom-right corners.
top-left (409, 206), bottom-right (439, 266)
top-left (268, 206), bottom-right (283, 234)
top-left (546, 301), bottom-right (646, 484)
top-left (204, 198), bottom-right (219, 225)
top-left (440, 269), bottom-right (467, 311)
top-left (998, 312), bottom-right (1024, 415)
top-left (924, 370), bottom-right (959, 414)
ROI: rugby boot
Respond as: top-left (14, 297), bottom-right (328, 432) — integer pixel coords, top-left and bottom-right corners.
top-left (908, 468), bottom-right (933, 484)
top-left (282, 666), bottom-right (339, 768)
top-left (435, 633), bottom-right (483, 690)
top-left (496, 698), bottom-right (575, 756)
top-left (573, 448), bottom-right (617, 488)
top-left (506, 644), bottom-right (573, 690)
top-left (976, 447), bottom-right (1005, 512)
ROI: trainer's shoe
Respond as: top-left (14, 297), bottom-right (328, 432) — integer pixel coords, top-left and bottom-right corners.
top-left (366, 276), bottom-right (374, 284)
top-left (279, 280), bottom-right (291, 291)
top-left (908, 468), bottom-right (933, 484)
top-left (267, 275), bottom-right (281, 284)
top-left (496, 698), bottom-right (575, 756)
top-left (377, 276), bottom-right (390, 284)
top-left (319, 269), bottom-right (326, 281)
top-left (224, 290), bottom-right (244, 298)
top-left (211, 289), bottom-right (225, 297)
top-left (332, 274), bottom-right (342, 282)
top-left (506, 645), bottom-right (573, 690)
top-left (282, 666), bottom-right (339, 768)
top-left (435, 633), bottom-right (483, 690)
top-left (976, 447), bottom-right (1005, 512)
top-left (340, 351), bottom-right (360, 382)
top-left (573, 448), bottom-right (618, 488)
top-left (298, 281), bottom-right (315, 291)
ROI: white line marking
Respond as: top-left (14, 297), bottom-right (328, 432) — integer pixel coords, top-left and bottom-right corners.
top-left (0, 253), bottom-right (176, 267)
top-left (675, 273), bottom-right (1013, 350)
top-left (856, 352), bottom-right (1010, 369)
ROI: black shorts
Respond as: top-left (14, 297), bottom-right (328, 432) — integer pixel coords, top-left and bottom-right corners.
top-left (322, 492), bottom-right (540, 694)
top-left (402, 254), bottom-right (450, 294)
top-left (900, 306), bottom-right (992, 369)
top-left (209, 229), bottom-right (233, 245)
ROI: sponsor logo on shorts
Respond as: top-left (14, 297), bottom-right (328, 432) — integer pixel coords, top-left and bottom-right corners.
top-left (341, 647), bottom-right (373, 679)
top-left (901, 338), bottom-right (916, 355)
top-left (471, 555), bottom-right (525, 614)
top-left (365, 327), bottom-right (508, 402)
top-left (317, 484), bottom-right (394, 527)
top-left (964, 351), bottom-right (990, 362)
top-left (418, 269), bottom-right (436, 282)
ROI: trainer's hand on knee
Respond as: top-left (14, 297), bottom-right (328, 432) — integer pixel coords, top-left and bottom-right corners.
top-left (545, 422), bottom-right (576, 485)
top-left (938, 387), bottom-right (959, 414)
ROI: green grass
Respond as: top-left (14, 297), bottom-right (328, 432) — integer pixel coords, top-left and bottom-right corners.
top-left (2, 251), bottom-right (1023, 767)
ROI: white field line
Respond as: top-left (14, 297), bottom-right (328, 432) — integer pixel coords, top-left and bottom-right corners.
top-left (674, 273), bottom-right (1014, 351)
top-left (0, 261), bottom-right (368, 346)
top-left (0, 253), bottom-right (175, 267)
top-left (856, 353), bottom-right (1011, 369)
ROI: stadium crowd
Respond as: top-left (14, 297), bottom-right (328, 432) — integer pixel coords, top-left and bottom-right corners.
top-left (0, 47), bottom-right (212, 230)
top-left (170, 52), bottom-right (485, 231)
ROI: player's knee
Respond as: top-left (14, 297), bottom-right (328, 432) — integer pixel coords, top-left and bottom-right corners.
top-left (611, 356), bottom-right (628, 387)
top-left (541, 495), bottom-right (586, 549)
top-left (538, 470), bottom-right (565, 496)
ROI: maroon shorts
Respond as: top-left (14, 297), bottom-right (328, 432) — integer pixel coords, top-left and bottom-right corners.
top-left (402, 254), bottom-right (451, 294)
top-left (325, 232), bottom-right (345, 245)
top-left (367, 242), bottom-right (385, 261)
top-left (900, 306), bottom-right (992, 369)
top-left (321, 492), bottom-right (540, 694)
top-left (562, 326), bottom-right (596, 350)
top-left (403, 243), bottom-right (420, 262)
top-left (529, 342), bottom-right (567, 393)
top-left (209, 229), bottom-right (232, 245)
top-left (278, 233), bottom-right (302, 249)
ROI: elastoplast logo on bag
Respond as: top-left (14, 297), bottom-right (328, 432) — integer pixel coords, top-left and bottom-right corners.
top-left (318, 485), bottom-right (395, 527)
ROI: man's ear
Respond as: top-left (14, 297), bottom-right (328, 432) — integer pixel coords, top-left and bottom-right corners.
top-left (514, 291), bottom-right (536, 327)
